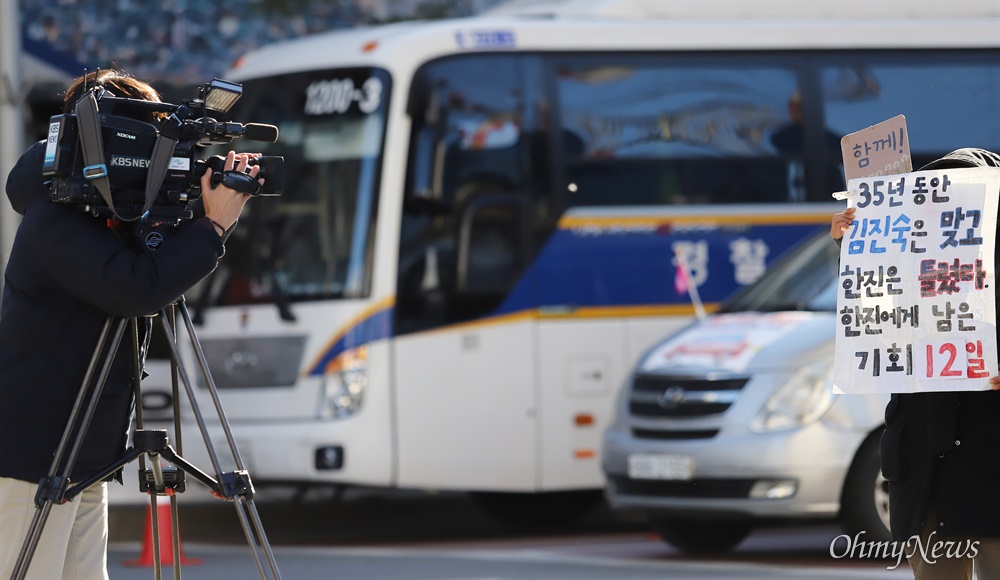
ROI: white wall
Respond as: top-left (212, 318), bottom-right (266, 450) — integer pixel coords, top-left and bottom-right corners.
top-left (0, 0), bottom-right (25, 289)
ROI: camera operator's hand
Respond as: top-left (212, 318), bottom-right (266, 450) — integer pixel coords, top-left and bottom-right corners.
top-left (201, 151), bottom-right (262, 236)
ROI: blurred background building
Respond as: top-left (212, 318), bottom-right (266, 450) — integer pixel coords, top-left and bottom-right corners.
top-left (1, 0), bottom-right (503, 270)
top-left (18, 0), bottom-right (502, 102)
top-left (20, 0), bottom-right (504, 80)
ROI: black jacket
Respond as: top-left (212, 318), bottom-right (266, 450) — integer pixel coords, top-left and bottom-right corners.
top-left (0, 141), bottom-right (224, 483)
top-left (876, 148), bottom-right (1000, 540)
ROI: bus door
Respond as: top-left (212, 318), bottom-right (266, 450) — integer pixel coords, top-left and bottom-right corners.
top-left (393, 54), bottom-right (548, 490)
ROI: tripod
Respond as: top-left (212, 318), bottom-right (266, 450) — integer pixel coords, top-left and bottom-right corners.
top-left (9, 298), bottom-right (281, 580)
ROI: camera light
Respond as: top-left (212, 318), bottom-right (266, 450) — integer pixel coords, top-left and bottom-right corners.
top-left (204, 79), bottom-right (242, 113)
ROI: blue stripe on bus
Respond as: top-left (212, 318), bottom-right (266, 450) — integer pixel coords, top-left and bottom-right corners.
top-left (496, 222), bottom-right (826, 314)
top-left (308, 220), bottom-right (825, 375)
top-left (307, 306), bottom-right (394, 376)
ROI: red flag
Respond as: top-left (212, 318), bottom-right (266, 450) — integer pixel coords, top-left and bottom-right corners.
top-left (674, 260), bottom-right (689, 294)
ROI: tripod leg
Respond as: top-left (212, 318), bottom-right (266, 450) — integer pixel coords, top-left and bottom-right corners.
top-left (152, 300), bottom-right (281, 579)
top-left (165, 305), bottom-right (185, 456)
top-left (11, 317), bottom-right (128, 580)
top-left (146, 491), bottom-right (163, 580)
top-left (9, 502), bottom-right (54, 580)
top-left (163, 308), bottom-right (187, 579)
top-left (168, 494), bottom-right (183, 580)
top-left (174, 303), bottom-right (247, 469)
top-left (155, 315), bottom-right (225, 479)
top-left (176, 301), bottom-right (282, 579)
top-left (232, 499), bottom-right (269, 579)
top-left (49, 318), bottom-right (117, 480)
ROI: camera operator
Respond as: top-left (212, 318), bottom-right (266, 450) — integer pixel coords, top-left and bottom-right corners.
top-left (0, 69), bottom-right (261, 579)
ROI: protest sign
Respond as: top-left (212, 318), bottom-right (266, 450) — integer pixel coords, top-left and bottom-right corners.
top-left (832, 167), bottom-right (999, 394)
top-left (840, 115), bottom-right (911, 181)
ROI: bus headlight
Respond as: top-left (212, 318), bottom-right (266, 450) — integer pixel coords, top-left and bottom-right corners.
top-left (750, 361), bottom-right (835, 433)
top-left (318, 347), bottom-right (368, 419)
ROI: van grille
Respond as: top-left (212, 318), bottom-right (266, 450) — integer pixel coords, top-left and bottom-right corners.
top-left (631, 428), bottom-right (719, 440)
top-left (629, 375), bottom-right (748, 418)
top-left (608, 475), bottom-right (756, 498)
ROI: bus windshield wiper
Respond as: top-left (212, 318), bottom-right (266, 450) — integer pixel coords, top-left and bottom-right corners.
top-left (269, 270), bottom-right (297, 322)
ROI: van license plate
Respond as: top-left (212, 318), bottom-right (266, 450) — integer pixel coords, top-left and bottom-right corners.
top-left (627, 454), bottom-right (694, 480)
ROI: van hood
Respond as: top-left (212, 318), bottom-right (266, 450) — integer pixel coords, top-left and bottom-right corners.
top-left (637, 311), bottom-right (835, 375)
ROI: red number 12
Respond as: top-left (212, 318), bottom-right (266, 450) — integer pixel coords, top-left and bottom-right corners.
top-left (926, 343), bottom-right (962, 378)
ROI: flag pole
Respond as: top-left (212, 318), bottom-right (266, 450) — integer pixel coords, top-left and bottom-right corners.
top-left (674, 246), bottom-right (707, 320)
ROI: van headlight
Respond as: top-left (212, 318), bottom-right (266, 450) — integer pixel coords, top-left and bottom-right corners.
top-left (317, 346), bottom-right (368, 419)
top-left (749, 361), bottom-right (835, 433)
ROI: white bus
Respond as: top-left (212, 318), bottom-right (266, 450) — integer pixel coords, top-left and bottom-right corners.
top-left (174, 0), bottom-right (1000, 521)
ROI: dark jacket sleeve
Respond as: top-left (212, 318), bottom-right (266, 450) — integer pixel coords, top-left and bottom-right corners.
top-left (19, 200), bottom-right (224, 317)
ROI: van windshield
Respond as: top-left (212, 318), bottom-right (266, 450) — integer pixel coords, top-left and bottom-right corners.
top-left (720, 228), bottom-right (839, 313)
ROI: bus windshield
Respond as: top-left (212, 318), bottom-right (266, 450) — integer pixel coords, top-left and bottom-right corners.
top-left (195, 67), bottom-right (390, 306)
top-left (720, 228), bottom-right (840, 314)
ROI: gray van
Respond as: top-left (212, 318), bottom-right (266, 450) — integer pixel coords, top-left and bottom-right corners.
top-left (601, 229), bottom-right (891, 553)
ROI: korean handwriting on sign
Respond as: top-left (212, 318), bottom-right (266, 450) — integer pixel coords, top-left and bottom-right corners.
top-left (918, 259), bottom-right (987, 297)
top-left (841, 264), bottom-right (903, 299)
top-left (930, 301), bottom-right (976, 332)
top-left (922, 340), bottom-right (990, 379)
top-left (840, 304), bottom-right (918, 337)
top-left (834, 166), bottom-right (999, 395)
top-left (852, 127), bottom-right (906, 172)
top-left (855, 175), bottom-right (951, 208)
top-left (847, 174), bottom-right (985, 255)
top-left (846, 215), bottom-right (913, 254)
top-left (855, 340), bottom-right (990, 379)
top-left (939, 206), bottom-right (983, 248)
top-left (855, 343), bottom-right (912, 376)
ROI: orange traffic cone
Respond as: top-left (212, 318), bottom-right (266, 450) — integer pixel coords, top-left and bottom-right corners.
top-left (122, 493), bottom-right (201, 567)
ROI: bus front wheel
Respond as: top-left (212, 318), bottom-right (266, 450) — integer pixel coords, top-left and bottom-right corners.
top-left (649, 517), bottom-right (753, 554)
top-left (470, 490), bottom-right (604, 527)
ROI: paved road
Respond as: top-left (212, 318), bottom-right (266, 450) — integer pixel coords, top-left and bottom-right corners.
top-left (101, 489), bottom-right (913, 580)
top-left (106, 542), bottom-right (913, 580)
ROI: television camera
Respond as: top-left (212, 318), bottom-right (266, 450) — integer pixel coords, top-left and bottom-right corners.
top-left (41, 78), bottom-right (284, 223)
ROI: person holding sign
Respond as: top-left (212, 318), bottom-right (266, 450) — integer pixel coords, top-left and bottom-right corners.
top-left (831, 148), bottom-right (1000, 580)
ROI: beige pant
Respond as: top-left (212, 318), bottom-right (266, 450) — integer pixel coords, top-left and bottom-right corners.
top-left (0, 477), bottom-right (108, 580)
top-left (907, 504), bottom-right (1000, 580)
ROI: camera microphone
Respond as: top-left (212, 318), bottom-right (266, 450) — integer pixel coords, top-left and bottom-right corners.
top-left (195, 121), bottom-right (279, 146)
top-left (242, 123), bottom-right (279, 143)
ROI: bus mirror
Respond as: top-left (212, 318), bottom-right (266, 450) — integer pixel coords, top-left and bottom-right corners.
top-left (412, 127), bottom-right (445, 201)
top-left (406, 75), bottom-right (444, 124)
top-left (424, 82), bottom-right (443, 125)
top-left (411, 83), bottom-right (447, 201)
top-left (456, 195), bottom-right (530, 295)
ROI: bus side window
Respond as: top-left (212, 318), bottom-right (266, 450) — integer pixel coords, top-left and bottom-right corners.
top-left (820, 59), bottom-right (1000, 174)
top-left (553, 57), bottom-right (806, 206)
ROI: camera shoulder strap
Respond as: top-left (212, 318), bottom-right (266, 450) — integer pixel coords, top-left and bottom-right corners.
top-left (144, 133), bottom-right (177, 218)
top-left (77, 91), bottom-right (178, 221)
top-left (74, 91), bottom-right (118, 215)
